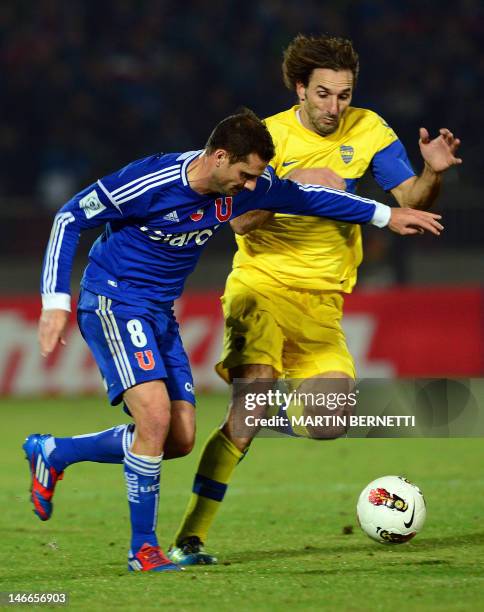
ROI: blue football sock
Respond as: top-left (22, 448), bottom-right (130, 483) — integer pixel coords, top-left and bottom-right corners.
top-left (44, 424), bottom-right (133, 472)
top-left (124, 450), bottom-right (162, 552)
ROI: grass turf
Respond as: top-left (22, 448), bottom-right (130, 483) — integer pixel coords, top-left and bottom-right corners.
top-left (1, 395), bottom-right (483, 611)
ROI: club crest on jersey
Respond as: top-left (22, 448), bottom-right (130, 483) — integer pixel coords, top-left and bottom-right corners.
top-left (340, 145), bottom-right (354, 164)
top-left (134, 350), bottom-right (155, 371)
top-left (190, 209), bottom-right (204, 222)
top-left (214, 197), bottom-right (233, 222)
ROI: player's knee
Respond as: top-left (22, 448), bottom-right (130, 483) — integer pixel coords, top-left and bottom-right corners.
top-left (135, 403), bottom-right (171, 445)
top-left (304, 406), bottom-right (351, 440)
top-left (123, 398), bottom-right (169, 454)
top-left (306, 423), bottom-right (347, 440)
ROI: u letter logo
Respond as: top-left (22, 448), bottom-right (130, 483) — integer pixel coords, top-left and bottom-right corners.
top-left (134, 350), bottom-right (155, 371)
top-left (214, 197), bottom-right (233, 222)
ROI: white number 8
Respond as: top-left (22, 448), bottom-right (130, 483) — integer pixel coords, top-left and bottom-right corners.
top-left (127, 319), bottom-right (147, 348)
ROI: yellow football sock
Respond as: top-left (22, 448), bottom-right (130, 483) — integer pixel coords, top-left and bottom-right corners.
top-left (174, 428), bottom-right (243, 545)
top-left (285, 399), bottom-right (308, 437)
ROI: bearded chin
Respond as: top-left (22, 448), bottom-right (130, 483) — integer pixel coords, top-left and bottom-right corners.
top-left (316, 121), bottom-right (339, 136)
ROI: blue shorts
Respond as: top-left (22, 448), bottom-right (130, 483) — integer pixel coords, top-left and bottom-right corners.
top-left (77, 289), bottom-right (195, 407)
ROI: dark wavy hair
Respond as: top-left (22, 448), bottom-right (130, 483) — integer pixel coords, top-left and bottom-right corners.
top-left (282, 34), bottom-right (359, 90)
top-left (205, 108), bottom-right (275, 164)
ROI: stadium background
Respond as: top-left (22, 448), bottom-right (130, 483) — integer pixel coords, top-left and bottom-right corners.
top-left (1, 0), bottom-right (483, 396)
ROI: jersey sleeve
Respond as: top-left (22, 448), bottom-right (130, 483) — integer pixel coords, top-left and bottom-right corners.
top-left (371, 139), bottom-right (416, 191)
top-left (368, 114), bottom-right (416, 191)
top-left (40, 160), bottom-right (156, 310)
top-left (238, 167), bottom-right (390, 227)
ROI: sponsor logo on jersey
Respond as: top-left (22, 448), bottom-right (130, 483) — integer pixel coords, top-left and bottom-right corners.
top-left (340, 145), bottom-right (354, 164)
top-left (190, 209), bottom-right (204, 222)
top-left (163, 210), bottom-right (179, 222)
top-left (184, 381), bottom-right (195, 394)
top-left (79, 190), bottom-right (106, 219)
top-left (138, 224), bottom-right (221, 247)
top-left (282, 160), bottom-right (299, 167)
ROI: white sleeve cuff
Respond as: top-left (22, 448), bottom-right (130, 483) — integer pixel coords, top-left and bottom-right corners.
top-left (42, 293), bottom-right (71, 312)
top-left (370, 202), bottom-right (392, 228)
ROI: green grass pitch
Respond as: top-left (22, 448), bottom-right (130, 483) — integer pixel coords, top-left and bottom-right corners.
top-left (1, 395), bottom-right (483, 611)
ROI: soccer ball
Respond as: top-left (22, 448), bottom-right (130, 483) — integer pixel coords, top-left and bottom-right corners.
top-left (356, 475), bottom-right (426, 544)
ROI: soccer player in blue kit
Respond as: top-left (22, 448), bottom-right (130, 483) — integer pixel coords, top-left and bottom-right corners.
top-left (24, 110), bottom-right (443, 572)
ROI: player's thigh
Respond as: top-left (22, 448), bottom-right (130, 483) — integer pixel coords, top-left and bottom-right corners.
top-left (283, 290), bottom-right (356, 380)
top-left (155, 311), bottom-right (196, 407)
top-left (216, 274), bottom-right (285, 382)
top-left (153, 311), bottom-right (196, 457)
top-left (77, 290), bottom-right (169, 406)
top-left (123, 380), bottom-right (171, 443)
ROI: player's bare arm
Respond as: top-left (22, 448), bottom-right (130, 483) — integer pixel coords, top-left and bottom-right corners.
top-left (391, 127), bottom-right (462, 210)
top-left (230, 209), bottom-right (274, 235)
top-left (230, 167), bottom-right (346, 235)
top-left (38, 308), bottom-right (70, 357)
top-left (287, 167), bottom-right (346, 191)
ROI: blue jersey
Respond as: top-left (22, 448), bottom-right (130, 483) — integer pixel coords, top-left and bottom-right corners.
top-left (41, 150), bottom-right (390, 309)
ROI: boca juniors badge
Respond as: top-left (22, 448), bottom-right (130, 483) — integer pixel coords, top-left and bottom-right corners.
top-left (340, 145), bottom-right (354, 164)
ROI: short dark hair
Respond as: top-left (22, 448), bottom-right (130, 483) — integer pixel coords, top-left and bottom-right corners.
top-left (205, 108), bottom-right (275, 164)
top-left (282, 34), bottom-right (359, 90)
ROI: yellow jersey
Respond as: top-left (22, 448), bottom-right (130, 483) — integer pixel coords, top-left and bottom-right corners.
top-left (232, 105), bottom-right (414, 292)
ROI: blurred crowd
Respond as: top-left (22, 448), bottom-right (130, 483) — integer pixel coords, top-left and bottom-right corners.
top-left (2, 0), bottom-right (482, 212)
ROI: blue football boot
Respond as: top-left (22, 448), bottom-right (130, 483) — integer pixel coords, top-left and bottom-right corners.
top-left (23, 434), bottom-right (64, 521)
top-left (168, 536), bottom-right (218, 566)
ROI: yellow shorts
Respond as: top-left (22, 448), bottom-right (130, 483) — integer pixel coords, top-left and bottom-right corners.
top-left (216, 269), bottom-right (356, 382)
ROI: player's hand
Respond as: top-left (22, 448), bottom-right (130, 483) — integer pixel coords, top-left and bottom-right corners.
top-left (388, 208), bottom-right (443, 236)
top-left (287, 167), bottom-right (346, 190)
top-left (418, 127), bottom-right (462, 173)
top-left (38, 309), bottom-right (70, 357)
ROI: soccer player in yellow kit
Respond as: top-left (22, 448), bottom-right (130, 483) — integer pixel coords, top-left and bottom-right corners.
top-left (168, 34), bottom-right (462, 565)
